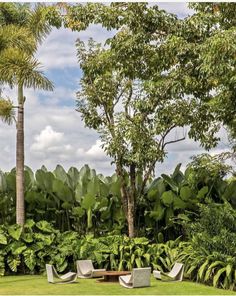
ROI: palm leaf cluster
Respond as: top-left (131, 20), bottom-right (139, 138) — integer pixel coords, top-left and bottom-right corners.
top-left (0, 98), bottom-right (15, 124)
top-left (0, 3), bottom-right (53, 124)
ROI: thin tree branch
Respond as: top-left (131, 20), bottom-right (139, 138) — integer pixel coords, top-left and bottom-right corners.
top-left (163, 136), bottom-right (186, 148)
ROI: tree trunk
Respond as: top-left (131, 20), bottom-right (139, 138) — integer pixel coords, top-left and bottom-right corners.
top-left (116, 163), bottom-right (128, 216)
top-left (116, 162), bottom-right (136, 238)
top-left (127, 197), bottom-right (135, 238)
top-left (16, 84), bottom-right (25, 226)
top-left (127, 163), bottom-right (136, 238)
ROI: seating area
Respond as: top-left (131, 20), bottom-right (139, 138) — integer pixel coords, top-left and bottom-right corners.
top-left (46, 262), bottom-right (183, 289)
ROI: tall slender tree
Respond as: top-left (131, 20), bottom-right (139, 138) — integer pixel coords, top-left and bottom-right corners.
top-left (0, 3), bottom-right (53, 226)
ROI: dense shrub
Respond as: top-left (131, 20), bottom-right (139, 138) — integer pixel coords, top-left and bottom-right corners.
top-left (2, 163), bottom-right (235, 241)
top-left (0, 219), bottom-right (180, 276)
top-left (179, 203), bottom-right (236, 290)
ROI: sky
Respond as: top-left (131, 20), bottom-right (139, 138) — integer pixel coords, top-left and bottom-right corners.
top-left (0, 2), bottom-right (232, 176)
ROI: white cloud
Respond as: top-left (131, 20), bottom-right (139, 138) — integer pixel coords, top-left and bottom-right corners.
top-left (31, 125), bottom-right (64, 151)
top-left (157, 3), bottom-right (194, 18)
top-left (86, 140), bottom-right (107, 161)
top-left (76, 140), bottom-right (110, 163)
top-left (37, 25), bottom-right (116, 70)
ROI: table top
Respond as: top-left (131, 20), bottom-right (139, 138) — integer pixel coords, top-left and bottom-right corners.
top-left (96, 271), bottom-right (131, 276)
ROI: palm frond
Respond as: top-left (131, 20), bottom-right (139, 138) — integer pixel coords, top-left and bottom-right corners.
top-left (0, 3), bottom-right (31, 26)
top-left (28, 4), bottom-right (51, 44)
top-left (0, 98), bottom-right (15, 125)
top-left (0, 24), bottom-right (36, 54)
top-left (0, 49), bottom-right (54, 91)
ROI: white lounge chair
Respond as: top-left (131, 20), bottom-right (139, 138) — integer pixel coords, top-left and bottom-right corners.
top-left (76, 260), bottom-right (106, 278)
top-left (153, 262), bottom-right (184, 281)
top-left (46, 264), bottom-right (77, 284)
top-left (119, 267), bottom-right (151, 288)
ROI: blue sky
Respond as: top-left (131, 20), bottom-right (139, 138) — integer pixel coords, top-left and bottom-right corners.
top-left (0, 3), bottom-right (231, 176)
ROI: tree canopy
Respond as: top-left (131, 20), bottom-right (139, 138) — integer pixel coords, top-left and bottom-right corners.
top-left (73, 3), bottom-right (223, 236)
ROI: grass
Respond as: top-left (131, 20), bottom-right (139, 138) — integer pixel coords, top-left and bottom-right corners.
top-left (0, 275), bottom-right (235, 295)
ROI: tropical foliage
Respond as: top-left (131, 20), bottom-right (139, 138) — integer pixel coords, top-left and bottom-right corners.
top-left (178, 203), bottom-right (236, 290)
top-left (0, 219), bottom-right (179, 276)
top-left (0, 163), bottom-right (236, 238)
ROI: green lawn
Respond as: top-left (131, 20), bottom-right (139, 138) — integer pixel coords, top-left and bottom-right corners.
top-left (0, 275), bottom-right (235, 295)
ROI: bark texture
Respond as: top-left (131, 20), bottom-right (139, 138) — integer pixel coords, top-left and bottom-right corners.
top-left (16, 84), bottom-right (25, 226)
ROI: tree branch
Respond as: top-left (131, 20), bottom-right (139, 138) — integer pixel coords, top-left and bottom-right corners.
top-left (163, 136), bottom-right (186, 148)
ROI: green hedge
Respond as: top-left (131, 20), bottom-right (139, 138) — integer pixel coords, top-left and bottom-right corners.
top-left (0, 219), bottom-right (179, 276)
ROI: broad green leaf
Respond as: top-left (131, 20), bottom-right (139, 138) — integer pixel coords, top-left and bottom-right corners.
top-left (0, 233), bottom-right (7, 245)
top-left (161, 174), bottom-right (178, 192)
top-left (161, 191), bottom-right (175, 206)
top-left (36, 220), bottom-right (55, 233)
top-left (8, 225), bottom-right (22, 241)
top-left (180, 186), bottom-right (192, 201)
top-left (197, 186), bottom-right (208, 199)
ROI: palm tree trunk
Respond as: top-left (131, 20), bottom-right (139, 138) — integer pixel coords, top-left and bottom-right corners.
top-left (16, 84), bottom-right (25, 226)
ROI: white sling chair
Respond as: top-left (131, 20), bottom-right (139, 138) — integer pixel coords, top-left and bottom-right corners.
top-left (119, 267), bottom-right (151, 288)
top-left (153, 262), bottom-right (184, 281)
top-left (76, 260), bottom-right (106, 278)
top-left (46, 264), bottom-right (77, 284)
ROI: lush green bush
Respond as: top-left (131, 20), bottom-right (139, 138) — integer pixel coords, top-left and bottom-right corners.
top-left (1, 163), bottom-right (236, 241)
top-left (179, 203), bottom-right (236, 291)
top-left (0, 219), bottom-right (180, 276)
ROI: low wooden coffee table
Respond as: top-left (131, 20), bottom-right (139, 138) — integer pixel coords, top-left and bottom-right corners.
top-left (96, 271), bottom-right (131, 282)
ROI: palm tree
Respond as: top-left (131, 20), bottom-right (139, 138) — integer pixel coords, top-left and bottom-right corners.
top-left (0, 3), bottom-right (54, 226)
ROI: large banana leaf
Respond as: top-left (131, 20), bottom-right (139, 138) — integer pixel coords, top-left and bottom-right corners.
top-left (52, 179), bottom-right (73, 202)
top-left (53, 165), bottom-right (68, 184)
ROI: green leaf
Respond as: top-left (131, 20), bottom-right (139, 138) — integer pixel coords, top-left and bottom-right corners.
top-left (72, 207), bottom-right (85, 218)
top-left (24, 219), bottom-right (35, 229)
top-left (35, 220), bottom-right (55, 233)
top-left (161, 174), bottom-right (178, 192)
top-left (135, 258), bottom-right (142, 268)
top-left (24, 249), bottom-right (36, 271)
top-left (52, 179), bottom-right (73, 202)
top-left (213, 267), bottom-right (226, 287)
top-left (53, 165), bottom-right (68, 184)
top-left (173, 197), bottom-right (187, 210)
top-left (226, 264), bottom-right (232, 278)
top-left (8, 225), bottom-right (22, 241)
top-left (82, 193), bottom-right (96, 210)
top-left (198, 260), bottom-right (209, 280)
top-left (161, 191), bottom-right (175, 206)
top-left (197, 186), bottom-right (208, 199)
top-left (7, 255), bottom-right (20, 272)
top-left (180, 186), bottom-right (192, 201)
top-left (0, 233), bottom-right (7, 245)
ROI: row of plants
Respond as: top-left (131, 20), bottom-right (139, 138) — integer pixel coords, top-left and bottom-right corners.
top-left (0, 202), bottom-right (235, 290)
top-left (1, 160), bottom-right (235, 240)
top-left (0, 218), bottom-right (178, 276)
